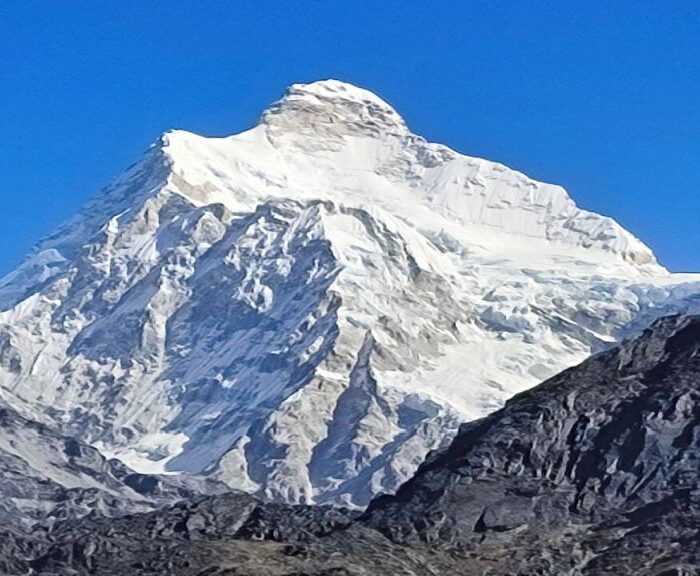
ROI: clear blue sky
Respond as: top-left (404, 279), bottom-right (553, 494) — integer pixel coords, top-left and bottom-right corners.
top-left (1, 1), bottom-right (698, 273)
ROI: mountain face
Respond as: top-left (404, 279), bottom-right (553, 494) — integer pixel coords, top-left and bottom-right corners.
top-left (5, 314), bottom-right (700, 575)
top-left (1, 79), bottom-right (700, 508)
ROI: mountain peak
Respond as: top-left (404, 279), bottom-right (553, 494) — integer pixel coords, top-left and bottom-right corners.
top-left (260, 79), bottom-right (408, 138)
top-left (279, 79), bottom-right (397, 110)
top-left (2, 80), bottom-right (699, 517)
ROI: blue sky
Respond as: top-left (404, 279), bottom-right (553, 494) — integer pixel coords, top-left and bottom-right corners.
top-left (1, 1), bottom-right (698, 273)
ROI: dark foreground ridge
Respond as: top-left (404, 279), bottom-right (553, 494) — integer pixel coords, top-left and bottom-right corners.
top-left (4, 314), bottom-right (700, 575)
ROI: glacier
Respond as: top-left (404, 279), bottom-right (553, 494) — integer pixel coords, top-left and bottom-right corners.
top-left (1, 79), bottom-right (699, 508)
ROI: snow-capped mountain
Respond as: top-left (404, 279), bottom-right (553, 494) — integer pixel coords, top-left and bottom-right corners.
top-left (1, 79), bottom-right (699, 508)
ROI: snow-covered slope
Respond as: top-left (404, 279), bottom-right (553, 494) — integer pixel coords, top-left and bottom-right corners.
top-left (1, 79), bottom-right (700, 507)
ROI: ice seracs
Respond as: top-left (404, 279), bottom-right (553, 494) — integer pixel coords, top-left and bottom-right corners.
top-left (0, 79), bottom-right (699, 508)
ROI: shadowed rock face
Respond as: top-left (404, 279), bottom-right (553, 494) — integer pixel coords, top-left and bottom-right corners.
top-left (3, 314), bottom-right (700, 575)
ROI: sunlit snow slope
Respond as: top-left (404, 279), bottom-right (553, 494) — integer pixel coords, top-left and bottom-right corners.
top-left (1, 80), bottom-right (700, 507)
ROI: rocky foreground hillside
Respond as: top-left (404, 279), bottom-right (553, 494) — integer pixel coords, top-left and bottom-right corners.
top-left (3, 314), bottom-right (700, 575)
